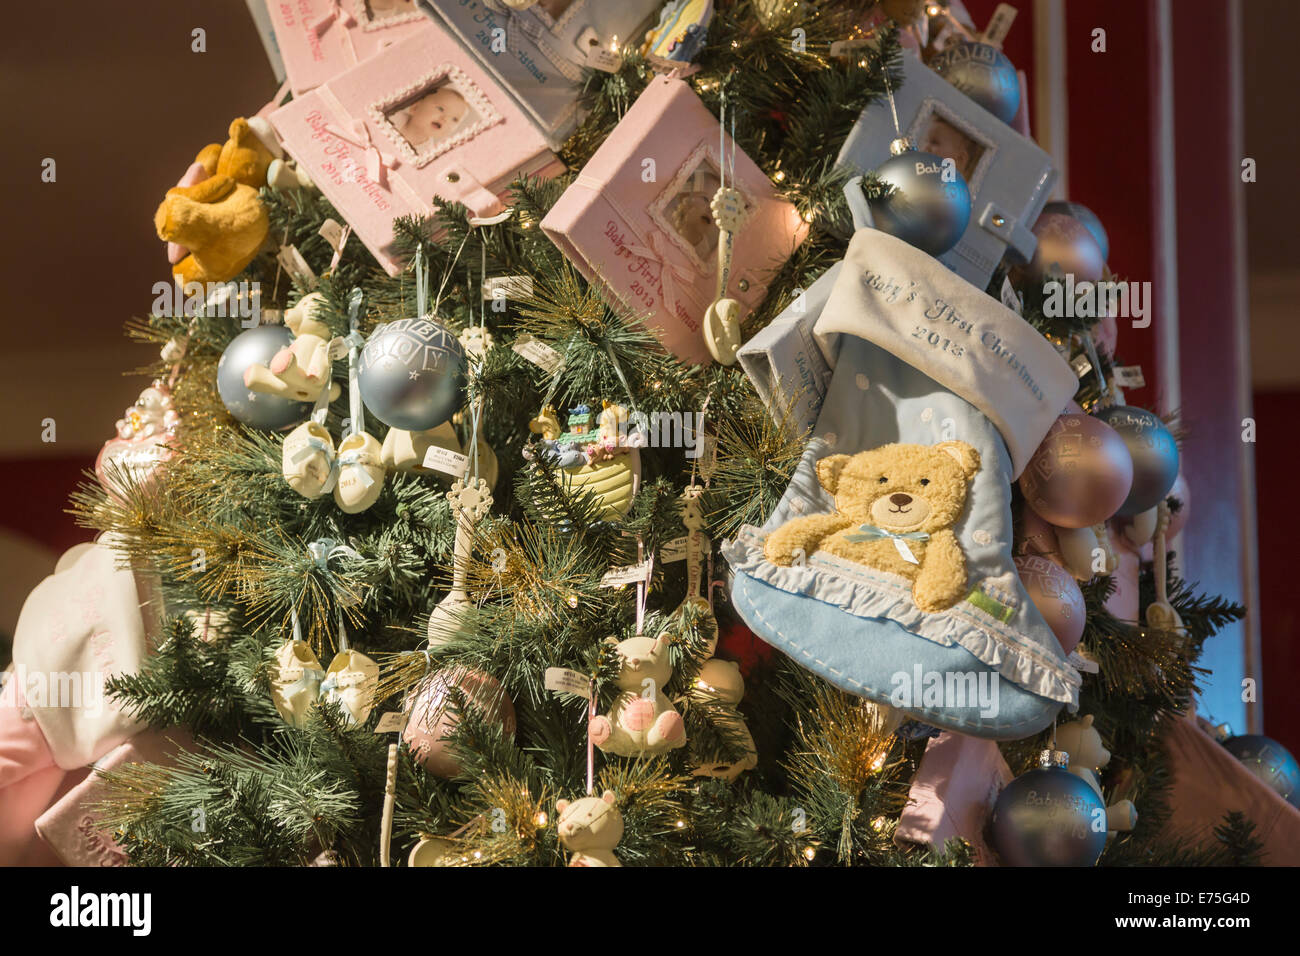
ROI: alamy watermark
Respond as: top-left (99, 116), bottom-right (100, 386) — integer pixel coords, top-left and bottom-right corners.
top-left (0, 664), bottom-right (107, 718)
top-left (152, 278), bottom-right (262, 327)
top-left (1042, 274), bottom-right (1151, 328)
top-left (889, 665), bottom-right (1000, 718)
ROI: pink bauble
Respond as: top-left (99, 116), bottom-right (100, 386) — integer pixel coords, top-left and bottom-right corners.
top-left (1015, 506), bottom-right (1064, 566)
top-left (1165, 472), bottom-right (1191, 538)
top-left (1019, 414), bottom-right (1134, 528)
top-left (403, 667), bottom-right (516, 778)
top-left (95, 433), bottom-right (173, 499)
top-left (1024, 211), bottom-right (1106, 285)
top-left (1015, 555), bottom-right (1086, 655)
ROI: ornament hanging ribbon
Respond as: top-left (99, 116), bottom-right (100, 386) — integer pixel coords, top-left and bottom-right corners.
top-left (292, 434), bottom-right (340, 493)
top-left (620, 228), bottom-right (697, 327)
top-left (324, 117), bottom-right (397, 188)
top-left (843, 524), bottom-right (930, 565)
top-left (312, 1), bottom-right (359, 65)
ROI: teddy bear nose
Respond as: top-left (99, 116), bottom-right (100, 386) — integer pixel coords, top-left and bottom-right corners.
top-left (889, 493), bottom-right (913, 506)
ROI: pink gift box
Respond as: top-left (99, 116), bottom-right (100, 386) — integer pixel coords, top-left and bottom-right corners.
top-left (34, 728), bottom-right (194, 868)
top-left (268, 0), bottom-right (431, 96)
top-left (541, 76), bottom-right (809, 364)
top-left (271, 22), bottom-right (564, 276)
top-left (895, 730), bottom-right (1012, 865)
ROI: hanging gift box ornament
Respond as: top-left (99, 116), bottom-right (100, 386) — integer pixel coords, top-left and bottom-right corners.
top-left (1091, 405), bottom-right (1180, 517)
top-left (989, 749), bottom-right (1107, 867)
top-left (838, 48), bottom-right (1057, 289)
top-left (542, 75), bottom-right (808, 364)
top-left (218, 325), bottom-right (313, 430)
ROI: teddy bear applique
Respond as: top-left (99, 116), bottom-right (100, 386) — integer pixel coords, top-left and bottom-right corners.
top-left (763, 441), bottom-right (981, 613)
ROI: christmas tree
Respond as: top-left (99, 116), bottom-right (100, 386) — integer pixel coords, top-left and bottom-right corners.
top-left (8, 0), bottom-right (1273, 868)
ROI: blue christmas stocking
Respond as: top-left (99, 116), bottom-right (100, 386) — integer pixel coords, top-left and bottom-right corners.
top-left (724, 228), bottom-right (1082, 739)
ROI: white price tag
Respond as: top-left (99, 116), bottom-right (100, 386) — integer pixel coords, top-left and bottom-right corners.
top-left (544, 667), bottom-right (593, 699)
top-left (1000, 276), bottom-right (1023, 315)
top-left (829, 37), bottom-right (873, 57)
top-left (512, 334), bottom-right (563, 374)
top-left (982, 3), bottom-right (1019, 47)
top-left (584, 44), bottom-right (624, 73)
top-left (600, 558), bottom-right (654, 588)
top-left (422, 444), bottom-right (471, 478)
top-left (661, 534), bottom-right (710, 563)
top-left (1070, 353), bottom-right (1093, 378)
top-left (1112, 365), bottom-right (1146, 388)
top-left (319, 219), bottom-right (350, 254)
top-left (374, 711), bottom-right (409, 733)
top-left (482, 275), bottom-right (534, 301)
top-left (277, 244), bottom-right (318, 288)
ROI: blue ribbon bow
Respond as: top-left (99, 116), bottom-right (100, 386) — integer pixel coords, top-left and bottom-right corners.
top-left (843, 525), bottom-right (931, 545)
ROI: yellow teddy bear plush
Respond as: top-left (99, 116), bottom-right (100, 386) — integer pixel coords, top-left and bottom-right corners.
top-left (763, 441), bottom-right (981, 612)
top-left (154, 118), bottom-right (276, 285)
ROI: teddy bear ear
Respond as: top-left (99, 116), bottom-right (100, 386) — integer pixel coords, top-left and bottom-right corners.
top-left (601, 790), bottom-right (616, 804)
top-left (815, 454), bottom-right (851, 493)
top-left (935, 441), bottom-right (981, 478)
top-left (556, 798), bottom-right (570, 813)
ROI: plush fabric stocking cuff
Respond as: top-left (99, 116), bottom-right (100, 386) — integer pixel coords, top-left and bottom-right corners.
top-left (815, 229), bottom-right (1076, 477)
top-left (12, 536), bottom-right (163, 771)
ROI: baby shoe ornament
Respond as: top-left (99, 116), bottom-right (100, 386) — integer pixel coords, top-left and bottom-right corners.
top-left (282, 421), bottom-right (338, 499)
top-left (334, 432), bottom-right (385, 513)
top-left (270, 639), bottom-right (326, 728)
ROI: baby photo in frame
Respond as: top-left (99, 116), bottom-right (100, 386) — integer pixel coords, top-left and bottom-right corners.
top-left (370, 68), bottom-right (500, 165)
top-left (270, 27), bottom-right (563, 275)
top-left (837, 48), bottom-right (1057, 289)
top-left (416, 0), bottom-right (663, 148)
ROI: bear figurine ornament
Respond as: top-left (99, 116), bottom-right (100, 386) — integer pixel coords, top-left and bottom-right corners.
top-left (763, 441), bottom-right (981, 612)
top-left (555, 790), bottom-right (623, 867)
top-left (243, 293), bottom-right (343, 405)
top-left (588, 634), bottom-right (687, 757)
top-left (1055, 714), bottom-right (1138, 837)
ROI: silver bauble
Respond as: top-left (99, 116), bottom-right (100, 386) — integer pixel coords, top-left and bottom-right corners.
top-left (357, 318), bottom-right (466, 431)
top-left (929, 41), bottom-right (1021, 124)
top-left (1042, 200), bottom-right (1110, 262)
top-left (1222, 735), bottom-right (1300, 808)
top-left (1092, 405), bottom-right (1179, 517)
top-left (990, 751), bottom-right (1107, 866)
top-left (869, 147), bottom-right (972, 257)
top-left (217, 325), bottom-right (312, 430)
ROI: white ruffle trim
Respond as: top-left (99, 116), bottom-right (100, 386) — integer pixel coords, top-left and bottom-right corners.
top-left (723, 527), bottom-right (1080, 706)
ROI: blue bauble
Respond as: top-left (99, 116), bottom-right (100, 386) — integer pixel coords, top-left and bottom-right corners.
top-left (990, 752), bottom-right (1107, 867)
top-left (1043, 200), bottom-right (1110, 262)
top-left (1092, 405), bottom-right (1179, 516)
top-left (217, 325), bottom-right (312, 431)
top-left (869, 148), bottom-right (971, 257)
top-left (930, 41), bottom-right (1021, 125)
top-left (1223, 735), bottom-right (1300, 808)
top-left (357, 318), bottom-right (466, 431)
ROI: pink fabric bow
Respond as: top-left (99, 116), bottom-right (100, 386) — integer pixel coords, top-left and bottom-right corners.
top-left (312, 1), bottom-right (358, 63)
top-left (622, 229), bottom-right (697, 324)
top-left (325, 119), bottom-right (397, 188)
